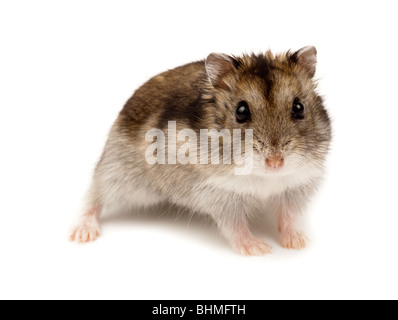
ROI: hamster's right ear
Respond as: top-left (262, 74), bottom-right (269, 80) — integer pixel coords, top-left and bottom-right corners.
top-left (205, 53), bottom-right (238, 91)
top-left (291, 46), bottom-right (317, 78)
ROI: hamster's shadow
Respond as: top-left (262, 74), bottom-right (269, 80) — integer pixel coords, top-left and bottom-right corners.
top-left (100, 204), bottom-right (280, 250)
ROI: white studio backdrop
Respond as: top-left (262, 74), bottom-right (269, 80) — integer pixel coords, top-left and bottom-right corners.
top-left (0, 0), bottom-right (397, 300)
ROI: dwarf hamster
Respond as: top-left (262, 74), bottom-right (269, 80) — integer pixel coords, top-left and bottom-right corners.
top-left (70, 46), bottom-right (332, 256)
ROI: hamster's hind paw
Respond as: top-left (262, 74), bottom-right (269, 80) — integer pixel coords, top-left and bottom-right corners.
top-left (69, 217), bottom-right (100, 243)
top-left (233, 237), bottom-right (272, 256)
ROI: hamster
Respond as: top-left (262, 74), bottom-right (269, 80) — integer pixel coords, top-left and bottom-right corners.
top-left (70, 46), bottom-right (332, 256)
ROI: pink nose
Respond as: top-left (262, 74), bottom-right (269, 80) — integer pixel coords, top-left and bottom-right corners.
top-left (265, 155), bottom-right (284, 169)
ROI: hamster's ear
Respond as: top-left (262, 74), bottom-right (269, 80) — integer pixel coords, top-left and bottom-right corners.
top-left (292, 46), bottom-right (317, 78)
top-left (205, 53), bottom-right (238, 90)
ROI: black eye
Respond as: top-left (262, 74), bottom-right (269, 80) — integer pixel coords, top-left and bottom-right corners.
top-left (236, 101), bottom-right (250, 123)
top-left (292, 100), bottom-right (305, 120)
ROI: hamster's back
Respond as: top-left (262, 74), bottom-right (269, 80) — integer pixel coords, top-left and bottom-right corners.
top-left (119, 61), bottom-right (209, 131)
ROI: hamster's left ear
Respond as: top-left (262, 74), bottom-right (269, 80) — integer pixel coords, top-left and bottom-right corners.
top-left (291, 46), bottom-right (317, 78)
top-left (205, 53), bottom-right (238, 91)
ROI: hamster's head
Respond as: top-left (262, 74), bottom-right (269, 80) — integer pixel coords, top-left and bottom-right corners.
top-left (205, 47), bottom-right (332, 176)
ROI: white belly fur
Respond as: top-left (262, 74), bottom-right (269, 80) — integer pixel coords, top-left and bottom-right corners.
top-left (204, 166), bottom-right (323, 199)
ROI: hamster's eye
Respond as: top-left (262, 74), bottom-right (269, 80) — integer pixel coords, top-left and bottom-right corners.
top-left (236, 101), bottom-right (250, 123)
top-left (292, 100), bottom-right (305, 120)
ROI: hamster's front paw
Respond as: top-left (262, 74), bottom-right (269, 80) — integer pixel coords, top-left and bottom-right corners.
top-left (69, 215), bottom-right (100, 243)
top-left (233, 237), bottom-right (272, 256)
top-left (280, 230), bottom-right (308, 250)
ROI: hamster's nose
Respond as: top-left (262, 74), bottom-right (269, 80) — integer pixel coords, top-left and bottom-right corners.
top-left (265, 154), bottom-right (284, 169)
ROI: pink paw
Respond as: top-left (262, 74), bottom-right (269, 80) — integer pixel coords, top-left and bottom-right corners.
top-left (281, 230), bottom-right (308, 250)
top-left (69, 219), bottom-right (100, 243)
top-left (233, 237), bottom-right (272, 256)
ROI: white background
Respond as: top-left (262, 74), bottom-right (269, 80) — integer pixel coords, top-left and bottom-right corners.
top-left (1, 0), bottom-right (397, 300)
